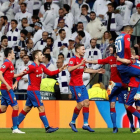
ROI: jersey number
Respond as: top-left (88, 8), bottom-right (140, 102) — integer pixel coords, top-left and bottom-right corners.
top-left (115, 40), bottom-right (122, 53)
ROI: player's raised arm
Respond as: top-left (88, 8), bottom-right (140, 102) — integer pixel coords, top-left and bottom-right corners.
top-left (84, 68), bottom-right (105, 74)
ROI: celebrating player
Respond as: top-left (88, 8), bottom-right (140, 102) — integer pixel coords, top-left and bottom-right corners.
top-left (13, 50), bottom-right (67, 133)
top-left (0, 48), bottom-right (25, 134)
top-left (86, 44), bottom-right (135, 133)
top-left (68, 44), bottom-right (105, 132)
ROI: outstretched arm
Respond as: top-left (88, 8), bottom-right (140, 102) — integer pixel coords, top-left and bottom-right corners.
top-left (117, 56), bottom-right (131, 64)
top-left (84, 68), bottom-right (105, 74)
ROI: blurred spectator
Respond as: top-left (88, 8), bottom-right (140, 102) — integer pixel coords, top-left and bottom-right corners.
top-left (1, 0), bottom-right (15, 22)
top-left (58, 53), bottom-right (67, 64)
top-left (86, 11), bottom-right (106, 46)
top-left (116, 0), bottom-right (133, 26)
top-left (46, 37), bottom-right (54, 53)
top-left (133, 0), bottom-right (140, 13)
top-left (33, 0), bottom-right (42, 16)
top-left (104, 3), bottom-right (123, 39)
top-left (33, 31), bottom-right (48, 51)
top-left (39, 0), bottom-right (59, 19)
top-left (71, 0), bottom-right (90, 25)
top-left (56, 58), bottom-right (70, 100)
top-left (53, 29), bottom-right (69, 59)
top-left (7, 20), bottom-right (20, 48)
top-left (78, 4), bottom-right (90, 29)
top-left (26, 39), bottom-right (34, 60)
top-left (40, 2), bottom-right (55, 33)
top-left (15, 3), bottom-right (32, 26)
top-left (83, 72), bottom-right (90, 90)
top-left (110, 0), bottom-right (118, 9)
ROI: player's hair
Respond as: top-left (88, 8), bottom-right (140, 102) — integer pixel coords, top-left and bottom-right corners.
top-left (75, 43), bottom-right (84, 52)
top-left (109, 44), bottom-right (116, 54)
top-left (44, 54), bottom-right (51, 61)
top-left (107, 3), bottom-right (114, 7)
top-left (21, 3), bottom-right (27, 7)
top-left (58, 53), bottom-right (64, 58)
top-left (59, 29), bottom-right (65, 34)
top-left (20, 49), bottom-right (27, 55)
top-left (1, 16), bottom-right (8, 21)
top-left (22, 18), bottom-right (27, 21)
top-left (131, 47), bottom-right (136, 56)
top-left (32, 50), bottom-right (42, 61)
top-left (123, 25), bottom-right (133, 31)
top-left (11, 19), bottom-right (18, 24)
top-left (4, 47), bottom-right (12, 57)
top-left (1, 35), bottom-right (8, 42)
top-left (77, 31), bottom-right (85, 38)
top-left (32, 15), bottom-right (39, 20)
top-left (90, 38), bottom-right (97, 43)
top-left (63, 4), bottom-right (70, 12)
top-left (43, 47), bottom-right (50, 54)
top-left (81, 4), bottom-right (88, 10)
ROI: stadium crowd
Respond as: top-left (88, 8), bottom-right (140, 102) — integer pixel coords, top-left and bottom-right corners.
top-left (0, 0), bottom-right (139, 100)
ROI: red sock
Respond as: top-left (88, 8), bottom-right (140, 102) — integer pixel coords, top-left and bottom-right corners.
top-left (39, 112), bottom-right (45, 117)
top-left (83, 107), bottom-right (89, 113)
top-left (12, 110), bottom-right (18, 117)
top-left (110, 108), bottom-right (116, 112)
top-left (74, 107), bottom-right (80, 115)
top-left (127, 106), bottom-right (137, 114)
top-left (20, 110), bottom-right (27, 116)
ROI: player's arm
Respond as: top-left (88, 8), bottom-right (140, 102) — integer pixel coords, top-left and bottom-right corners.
top-left (0, 63), bottom-right (11, 91)
top-left (117, 56), bottom-right (131, 64)
top-left (68, 58), bottom-right (86, 72)
top-left (84, 67), bottom-right (105, 74)
top-left (14, 71), bottom-right (27, 78)
top-left (86, 60), bottom-right (98, 64)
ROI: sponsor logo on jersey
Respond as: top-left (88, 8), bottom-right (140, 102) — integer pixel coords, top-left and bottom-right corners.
top-left (36, 74), bottom-right (42, 77)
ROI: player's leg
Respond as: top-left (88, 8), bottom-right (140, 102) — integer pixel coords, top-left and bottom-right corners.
top-left (82, 85), bottom-right (94, 132)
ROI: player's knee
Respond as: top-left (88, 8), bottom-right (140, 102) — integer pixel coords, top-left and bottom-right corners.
top-left (125, 104), bottom-right (129, 109)
top-left (1, 108), bottom-right (7, 113)
top-left (38, 106), bottom-right (45, 113)
top-left (110, 102), bottom-right (115, 108)
top-left (12, 104), bottom-right (19, 110)
top-left (24, 106), bottom-right (32, 113)
top-left (77, 102), bottom-right (84, 109)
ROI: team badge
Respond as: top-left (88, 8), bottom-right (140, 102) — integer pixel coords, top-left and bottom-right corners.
top-left (26, 67), bottom-right (29, 71)
top-left (78, 93), bottom-right (81, 97)
top-left (127, 38), bottom-right (130, 41)
top-left (70, 61), bottom-right (73, 64)
top-left (1, 65), bottom-right (5, 69)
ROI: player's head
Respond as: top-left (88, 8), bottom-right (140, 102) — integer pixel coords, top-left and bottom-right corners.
top-left (75, 43), bottom-right (85, 57)
top-left (4, 47), bottom-right (15, 59)
top-left (109, 44), bottom-right (116, 54)
top-left (32, 50), bottom-right (44, 63)
top-left (130, 47), bottom-right (136, 56)
top-left (123, 25), bottom-right (133, 35)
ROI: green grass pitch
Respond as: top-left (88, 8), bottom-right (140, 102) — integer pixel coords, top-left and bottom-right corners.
top-left (0, 128), bottom-right (139, 140)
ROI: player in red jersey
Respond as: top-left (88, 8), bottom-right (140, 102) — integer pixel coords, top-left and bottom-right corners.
top-left (68, 44), bottom-right (105, 132)
top-left (86, 45), bottom-right (135, 133)
top-left (13, 50), bottom-right (67, 133)
top-left (0, 48), bottom-right (25, 133)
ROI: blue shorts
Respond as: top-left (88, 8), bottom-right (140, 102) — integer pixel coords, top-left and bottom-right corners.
top-left (109, 86), bottom-right (128, 104)
top-left (26, 91), bottom-right (43, 107)
top-left (70, 85), bottom-right (89, 102)
top-left (1, 89), bottom-right (17, 107)
top-left (117, 64), bottom-right (140, 84)
top-left (125, 87), bottom-right (140, 106)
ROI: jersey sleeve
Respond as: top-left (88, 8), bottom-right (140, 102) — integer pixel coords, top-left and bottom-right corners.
top-left (41, 64), bottom-right (60, 76)
top-left (124, 34), bottom-right (131, 59)
top-left (68, 57), bottom-right (75, 67)
top-left (0, 62), bottom-right (10, 73)
top-left (16, 65), bottom-right (35, 81)
top-left (98, 57), bottom-right (110, 65)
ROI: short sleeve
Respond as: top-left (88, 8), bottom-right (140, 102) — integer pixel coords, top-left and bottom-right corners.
top-left (0, 62), bottom-right (9, 73)
top-left (68, 58), bottom-right (75, 67)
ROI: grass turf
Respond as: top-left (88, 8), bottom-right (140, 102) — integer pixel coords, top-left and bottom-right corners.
top-left (0, 128), bottom-right (139, 140)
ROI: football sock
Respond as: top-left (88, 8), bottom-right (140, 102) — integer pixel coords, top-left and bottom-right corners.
top-left (12, 110), bottom-right (18, 130)
top-left (126, 110), bottom-right (134, 128)
top-left (110, 108), bottom-right (117, 128)
top-left (71, 107), bottom-right (80, 124)
top-left (137, 110), bottom-right (140, 128)
top-left (83, 107), bottom-right (89, 125)
top-left (127, 106), bottom-right (140, 119)
top-left (18, 110), bottom-right (27, 125)
top-left (39, 112), bottom-right (49, 128)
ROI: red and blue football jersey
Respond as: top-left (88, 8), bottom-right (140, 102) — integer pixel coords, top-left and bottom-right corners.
top-left (68, 56), bottom-right (86, 86)
top-left (17, 62), bottom-right (59, 91)
top-left (0, 59), bottom-right (15, 90)
top-left (115, 32), bottom-right (131, 65)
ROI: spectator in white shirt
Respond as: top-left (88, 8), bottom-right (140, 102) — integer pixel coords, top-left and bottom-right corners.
top-left (26, 38), bottom-right (34, 60)
top-left (7, 19), bottom-right (20, 48)
top-left (1, 0), bottom-right (15, 22)
top-left (78, 4), bottom-right (90, 29)
top-left (15, 3), bottom-right (32, 26)
top-left (46, 37), bottom-right (54, 53)
top-left (86, 11), bottom-right (106, 46)
top-left (33, 31), bottom-right (48, 51)
top-left (32, 22), bottom-right (43, 44)
top-left (53, 29), bottom-right (69, 59)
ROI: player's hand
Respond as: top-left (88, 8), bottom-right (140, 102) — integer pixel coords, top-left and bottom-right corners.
top-left (24, 78), bottom-right (28, 83)
top-left (13, 82), bottom-right (18, 90)
top-left (6, 84), bottom-right (11, 91)
top-left (134, 44), bottom-right (139, 48)
top-left (79, 59), bottom-right (86, 66)
top-left (59, 64), bottom-right (68, 72)
top-left (98, 68), bottom-right (105, 74)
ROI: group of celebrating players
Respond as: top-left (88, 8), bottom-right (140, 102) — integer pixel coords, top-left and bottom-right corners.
top-left (0, 25), bottom-right (140, 134)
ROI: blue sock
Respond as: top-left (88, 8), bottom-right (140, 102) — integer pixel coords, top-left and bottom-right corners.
top-left (126, 110), bottom-right (134, 128)
top-left (39, 112), bottom-right (49, 128)
top-left (110, 108), bottom-right (117, 128)
top-left (12, 110), bottom-right (18, 130)
top-left (137, 110), bottom-right (140, 128)
top-left (18, 110), bottom-right (27, 125)
top-left (71, 107), bottom-right (80, 124)
top-left (83, 107), bottom-right (89, 125)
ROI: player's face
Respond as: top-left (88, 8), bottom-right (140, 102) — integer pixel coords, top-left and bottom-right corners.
top-left (11, 21), bottom-right (17, 29)
top-left (42, 32), bottom-right (48, 41)
top-left (20, 51), bottom-right (25, 58)
top-left (90, 13), bottom-right (96, 20)
top-left (128, 29), bottom-right (133, 35)
top-left (23, 56), bottom-right (29, 64)
top-left (38, 52), bottom-right (44, 63)
top-left (109, 47), bottom-right (113, 54)
top-left (108, 5), bottom-right (114, 13)
top-left (78, 46), bottom-right (85, 56)
top-left (2, 39), bottom-right (8, 47)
